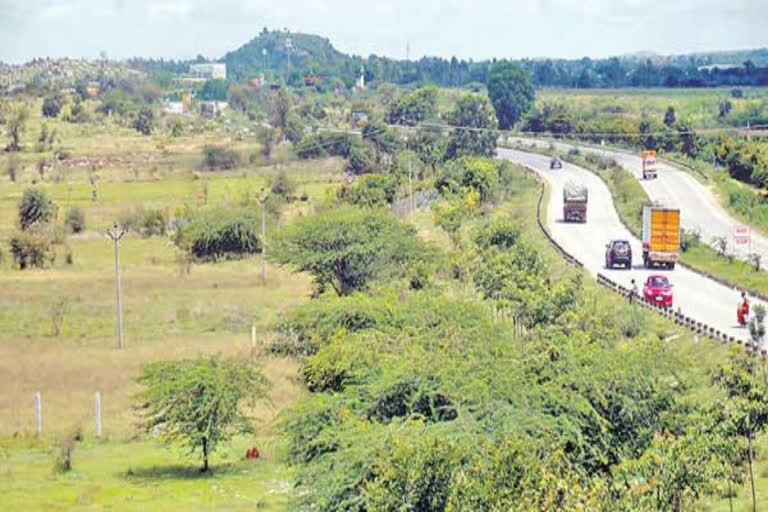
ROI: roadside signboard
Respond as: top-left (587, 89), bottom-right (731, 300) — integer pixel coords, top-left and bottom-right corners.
top-left (734, 226), bottom-right (751, 250)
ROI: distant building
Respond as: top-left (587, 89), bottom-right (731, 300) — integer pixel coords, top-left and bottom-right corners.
top-left (163, 101), bottom-right (184, 115)
top-left (190, 63), bottom-right (227, 80)
top-left (355, 65), bottom-right (365, 90)
top-left (200, 100), bottom-right (228, 119)
top-left (86, 81), bottom-right (100, 97)
top-left (304, 75), bottom-right (326, 87)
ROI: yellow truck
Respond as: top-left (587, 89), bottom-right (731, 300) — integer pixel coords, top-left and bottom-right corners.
top-left (642, 204), bottom-right (680, 269)
top-left (641, 150), bottom-right (658, 179)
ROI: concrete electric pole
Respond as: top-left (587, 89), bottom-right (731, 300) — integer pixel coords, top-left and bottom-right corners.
top-left (106, 224), bottom-right (126, 349)
top-left (259, 190), bottom-right (269, 281)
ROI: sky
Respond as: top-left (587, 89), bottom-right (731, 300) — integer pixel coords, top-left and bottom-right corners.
top-left (1, 0), bottom-right (767, 64)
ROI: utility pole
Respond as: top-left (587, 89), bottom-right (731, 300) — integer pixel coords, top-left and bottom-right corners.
top-left (259, 190), bottom-right (269, 281)
top-left (106, 224), bottom-right (126, 349)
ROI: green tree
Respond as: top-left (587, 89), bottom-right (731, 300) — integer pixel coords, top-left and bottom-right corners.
top-left (19, 187), bottom-right (55, 230)
top-left (42, 96), bottom-right (62, 118)
top-left (487, 61), bottom-right (535, 129)
top-left (198, 79), bottom-right (229, 101)
top-left (413, 128), bottom-right (447, 176)
top-left (137, 357), bottom-right (269, 472)
top-left (6, 107), bottom-right (28, 152)
top-left (386, 87), bottom-right (437, 126)
top-left (133, 108), bottom-right (154, 135)
top-left (712, 349), bottom-right (768, 512)
top-left (664, 105), bottom-right (677, 127)
top-left (274, 207), bottom-right (427, 295)
top-left (272, 87), bottom-right (293, 135)
top-left (446, 93), bottom-right (498, 159)
top-left (283, 114), bottom-right (305, 144)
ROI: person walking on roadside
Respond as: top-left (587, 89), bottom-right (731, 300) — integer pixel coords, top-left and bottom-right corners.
top-left (737, 291), bottom-right (750, 327)
top-left (630, 279), bottom-right (639, 305)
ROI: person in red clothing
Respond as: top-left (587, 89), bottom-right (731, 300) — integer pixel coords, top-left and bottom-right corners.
top-left (737, 291), bottom-right (750, 327)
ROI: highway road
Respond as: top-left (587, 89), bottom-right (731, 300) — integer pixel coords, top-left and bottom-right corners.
top-left (498, 147), bottom-right (763, 345)
top-left (511, 137), bottom-right (768, 264)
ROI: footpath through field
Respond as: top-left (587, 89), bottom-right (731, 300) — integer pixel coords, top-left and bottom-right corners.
top-left (498, 147), bottom-right (761, 345)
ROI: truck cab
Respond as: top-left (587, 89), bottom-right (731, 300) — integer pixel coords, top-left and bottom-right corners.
top-left (563, 182), bottom-right (588, 223)
top-left (641, 150), bottom-right (658, 180)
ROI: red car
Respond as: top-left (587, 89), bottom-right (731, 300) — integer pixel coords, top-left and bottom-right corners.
top-left (643, 275), bottom-right (673, 308)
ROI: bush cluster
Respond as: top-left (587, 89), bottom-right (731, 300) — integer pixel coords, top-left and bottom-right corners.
top-left (173, 207), bottom-right (261, 262)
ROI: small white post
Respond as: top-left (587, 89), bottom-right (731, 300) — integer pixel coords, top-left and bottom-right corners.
top-left (35, 391), bottom-right (41, 436)
top-left (95, 391), bottom-right (102, 438)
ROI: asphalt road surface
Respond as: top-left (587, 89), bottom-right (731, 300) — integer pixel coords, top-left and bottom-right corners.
top-left (511, 137), bottom-right (768, 264)
top-left (498, 147), bottom-right (761, 344)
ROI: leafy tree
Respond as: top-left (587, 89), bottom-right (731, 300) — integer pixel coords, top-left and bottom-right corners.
top-left (664, 105), bottom-right (677, 127)
top-left (347, 142), bottom-right (377, 174)
top-left (133, 108), bottom-right (154, 135)
top-left (198, 79), bottom-right (229, 101)
top-left (258, 127), bottom-right (277, 160)
top-left (272, 87), bottom-right (293, 134)
top-left (137, 357), bottom-right (269, 472)
top-left (19, 187), bottom-right (55, 230)
top-left (173, 207), bottom-right (260, 261)
top-left (6, 107), bottom-right (28, 152)
top-left (283, 114), bottom-right (305, 144)
top-left (376, 82), bottom-right (397, 105)
top-left (42, 96), bottom-right (62, 118)
top-left (202, 145), bottom-right (241, 171)
top-left (9, 231), bottom-right (55, 270)
top-left (65, 207), bottom-right (86, 234)
top-left (712, 349), bottom-right (768, 512)
top-left (412, 129), bottom-right (447, 176)
top-left (274, 207), bottom-right (427, 295)
top-left (487, 61), bottom-right (535, 129)
top-left (386, 87), bottom-right (437, 126)
top-left (362, 119), bottom-right (401, 157)
top-left (446, 93), bottom-right (498, 158)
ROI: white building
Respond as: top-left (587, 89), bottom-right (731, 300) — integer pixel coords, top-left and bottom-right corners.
top-left (190, 63), bottom-right (227, 80)
top-left (163, 101), bottom-right (184, 115)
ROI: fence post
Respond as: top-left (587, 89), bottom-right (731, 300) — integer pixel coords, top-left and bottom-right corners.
top-left (251, 324), bottom-right (257, 364)
top-left (95, 391), bottom-right (102, 438)
top-left (35, 391), bottom-right (41, 436)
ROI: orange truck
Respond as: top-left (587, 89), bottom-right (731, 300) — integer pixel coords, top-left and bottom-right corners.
top-left (641, 150), bottom-right (658, 179)
top-left (641, 204), bottom-right (680, 269)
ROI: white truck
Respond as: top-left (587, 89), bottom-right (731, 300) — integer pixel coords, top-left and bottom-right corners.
top-left (641, 150), bottom-right (658, 179)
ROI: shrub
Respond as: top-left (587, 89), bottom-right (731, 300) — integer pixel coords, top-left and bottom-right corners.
top-left (65, 207), bottom-right (86, 233)
top-left (133, 108), bottom-right (154, 135)
top-left (42, 97), bottom-right (62, 118)
top-left (274, 207), bottom-right (429, 295)
top-left (270, 172), bottom-right (297, 200)
top-left (19, 187), bottom-right (56, 230)
top-left (679, 228), bottom-right (701, 253)
top-left (337, 174), bottom-right (399, 208)
top-left (202, 145), bottom-right (241, 171)
top-left (9, 231), bottom-right (55, 269)
top-left (173, 207), bottom-right (261, 262)
top-left (140, 208), bottom-right (167, 237)
top-left (474, 218), bottom-right (521, 251)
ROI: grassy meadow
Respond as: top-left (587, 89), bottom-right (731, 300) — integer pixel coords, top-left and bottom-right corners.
top-left (0, 99), bottom-right (346, 510)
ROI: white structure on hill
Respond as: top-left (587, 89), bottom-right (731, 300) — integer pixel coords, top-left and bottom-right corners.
top-left (190, 63), bottom-right (226, 80)
top-left (355, 65), bottom-right (365, 90)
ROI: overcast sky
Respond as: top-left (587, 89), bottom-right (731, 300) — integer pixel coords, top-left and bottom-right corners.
top-left (1, 0), bottom-right (767, 64)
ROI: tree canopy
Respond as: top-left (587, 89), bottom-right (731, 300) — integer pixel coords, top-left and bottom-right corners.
top-left (446, 93), bottom-right (498, 159)
top-left (137, 357), bottom-right (269, 471)
top-left (487, 61), bottom-right (535, 129)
